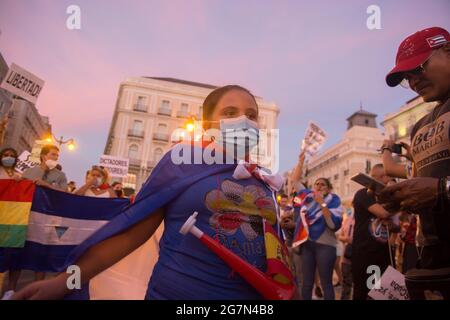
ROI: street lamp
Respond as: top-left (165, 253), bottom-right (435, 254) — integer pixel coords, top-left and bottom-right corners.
top-left (44, 134), bottom-right (76, 151)
top-left (185, 117), bottom-right (196, 132)
top-left (185, 117), bottom-right (203, 141)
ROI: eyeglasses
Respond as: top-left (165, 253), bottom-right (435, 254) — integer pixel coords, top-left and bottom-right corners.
top-left (399, 49), bottom-right (440, 89)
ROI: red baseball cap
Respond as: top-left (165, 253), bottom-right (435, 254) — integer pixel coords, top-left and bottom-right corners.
top-left (386, 27), bottom-right (449, 87)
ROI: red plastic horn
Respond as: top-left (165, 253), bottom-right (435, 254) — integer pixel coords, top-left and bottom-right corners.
top-left (180, 212), bottom-right (295, 300)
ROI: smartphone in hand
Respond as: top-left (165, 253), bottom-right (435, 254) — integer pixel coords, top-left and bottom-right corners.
top-left (351, 173), bottom-right (386, 194)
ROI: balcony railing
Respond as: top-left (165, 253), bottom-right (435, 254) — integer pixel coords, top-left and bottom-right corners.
top-left (153, 132), bottom-right (169, 142)
top-left (129, 158), bottom-right (141, 167)
top-left (128, 129), bottom-right (144, 138)
top-left (157, 107), bottom-right (172, 116)
top-left (133, 104), bottom-right (148, 113)
top-left (176, 110), bottom-right (189, 118)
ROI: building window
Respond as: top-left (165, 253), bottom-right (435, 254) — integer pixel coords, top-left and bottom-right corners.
top-left (344, 169), bottom-right (349, 176)
top-left (177, 103), bottom-right (189, 118)
top-left (137, 96), bottom-right (145, 105)
top-left (153, 123), bottom-right (169, 142)
top-left (365, 160), bottom-right (371, 174)
top-left (133, 120), bottom-right (143, 131)
top-left (365, 119), bottom-right (369, 125)
top-left (158, 123), bottom-right (167, 133)
top-left (158, 100), bottom-right (172, 116)
top-left (134, 96), bottom-right (147, 112)
top-left (128, 144), bottom-right (139, 159)
top-left (334, 174), bottom-right (339, 180)
top-left (128, 120), bottom-right (144, 137)
top-left (154, 148), bottom-right (163, 163)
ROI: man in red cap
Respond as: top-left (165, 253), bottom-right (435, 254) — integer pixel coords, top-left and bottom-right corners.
top-left (380, 27), bottom-right (450, 289)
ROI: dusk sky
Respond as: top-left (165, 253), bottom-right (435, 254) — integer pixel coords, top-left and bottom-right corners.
top-left (1, 0), bottom-right (449, 185)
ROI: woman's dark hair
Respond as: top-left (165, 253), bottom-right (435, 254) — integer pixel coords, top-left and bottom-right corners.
top-left (0, 147), bottom-right (18, 168)
top-left (202, 85), bottom-right (258, 124)
top-left (315, 177), bottom-right (333, 190)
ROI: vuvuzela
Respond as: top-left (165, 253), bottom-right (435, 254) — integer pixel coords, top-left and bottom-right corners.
top-left (179, 212), bottom-right (295, 300)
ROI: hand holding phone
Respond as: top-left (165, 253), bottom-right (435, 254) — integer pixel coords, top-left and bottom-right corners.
top-left (351, 173), bottom-right (386, 194)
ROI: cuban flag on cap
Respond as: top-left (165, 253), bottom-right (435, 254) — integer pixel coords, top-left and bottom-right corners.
top-left (427, 35), bottom-right (447, 48)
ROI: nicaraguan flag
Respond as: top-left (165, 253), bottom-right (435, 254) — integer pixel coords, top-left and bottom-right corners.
top-left (0, 186), bottom-right (129, 272)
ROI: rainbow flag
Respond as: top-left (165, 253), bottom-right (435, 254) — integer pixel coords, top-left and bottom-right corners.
top-left (0, 179), bottom-right (36, 247)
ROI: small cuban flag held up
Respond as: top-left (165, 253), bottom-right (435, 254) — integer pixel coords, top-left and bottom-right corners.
top-left (0, 181), bottom-right (129, 273)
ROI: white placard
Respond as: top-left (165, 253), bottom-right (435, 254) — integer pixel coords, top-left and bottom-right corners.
top-left (301, 121), bottom-right (327, 157)
top-left (99, 155), bottom-right (129, 178)
top-left (15, 151), bottom-right (40, 174)
top-left (368, 266), bottom-right (410, 300)
top-left (0, 63), bottom-right (45, 104)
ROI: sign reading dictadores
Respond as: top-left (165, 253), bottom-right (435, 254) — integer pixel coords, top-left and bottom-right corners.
top-left (0, 63), bottom-right (45, 104)
top-left (99, 155), bottom-right (129, 178)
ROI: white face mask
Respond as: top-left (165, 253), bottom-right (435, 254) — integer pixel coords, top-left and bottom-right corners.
top-left (1, 156), bottom-right (16, 168)
top-left (96, 177), bottom-right (103, 187)
top-left (45, 159), bottom-right (58, 170)
top-left (218, 115), bottom-right (259, 155)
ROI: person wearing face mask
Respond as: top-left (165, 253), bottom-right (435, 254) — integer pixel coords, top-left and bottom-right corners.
top-left (13, 85), bottom-right (296, 300)
top-left (111, 182), bottom-right (125, 198)
top-left (74, 166), bottom-right (116, 198)
top-left (0, 147), bottom-right (21, 180)
top-left (22, 145), bottom-right (68, 192)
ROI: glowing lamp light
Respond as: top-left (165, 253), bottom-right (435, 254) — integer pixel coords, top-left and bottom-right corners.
top-left (186, 122), bottom-right (195, 132)
top-left (67, 140), bottom-right (76, 151)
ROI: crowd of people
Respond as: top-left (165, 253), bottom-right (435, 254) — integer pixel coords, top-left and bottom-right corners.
top-left (0, 26), bottom-right (448, 300)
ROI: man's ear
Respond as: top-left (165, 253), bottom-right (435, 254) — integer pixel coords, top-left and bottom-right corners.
top-left (442, 43), bottom-right (450, 56)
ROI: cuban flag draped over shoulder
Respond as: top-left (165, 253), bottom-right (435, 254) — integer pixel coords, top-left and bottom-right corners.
top-left (292, 189), bottom-right (343, 247)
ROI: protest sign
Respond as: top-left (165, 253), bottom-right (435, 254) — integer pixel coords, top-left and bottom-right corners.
top-left (15, 151), bottom-right (40, 174)
top-left (368, 266), bottom-right (410, 300)
top-left (0, 63), bottom-right (45, 104)
top-left (301, 121), bottom-right (327, 157)
top-left (99, 155), bottom-right (129, 178)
